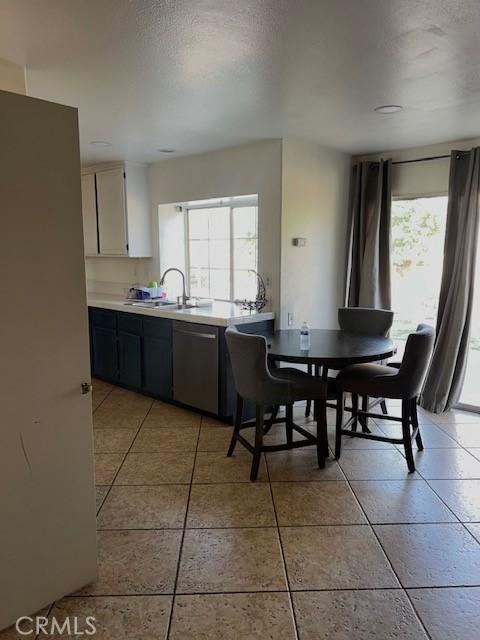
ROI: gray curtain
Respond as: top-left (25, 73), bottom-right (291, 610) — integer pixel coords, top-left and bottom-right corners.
top-left (421, 148), bottom-right (480, 413)
top-left (346, 159), bottom-right (392, 309)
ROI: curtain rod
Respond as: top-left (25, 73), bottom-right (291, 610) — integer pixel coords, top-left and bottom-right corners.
top-left (391, 154), bottom-right (451, 166)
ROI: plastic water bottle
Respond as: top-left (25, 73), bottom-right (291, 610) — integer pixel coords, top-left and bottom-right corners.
top-left (300, 321), bottom-right (310, 350)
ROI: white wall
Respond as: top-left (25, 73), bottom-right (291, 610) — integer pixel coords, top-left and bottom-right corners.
top-left (85, 257), bottom-right (152, 296)
top-left (356, 137), bottom-right (480, 197)
top-left (149, 140), bottom-right (283, 313)
top-left (0, 58), bottom-right (26, 94)
top-left (280, 138), bottom-right (351, 329)
top-left (86, 138), bottom-right (353, 326)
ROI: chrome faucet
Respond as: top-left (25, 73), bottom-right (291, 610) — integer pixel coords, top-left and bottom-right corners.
top-left (159, 268), bottom-right (189, 308)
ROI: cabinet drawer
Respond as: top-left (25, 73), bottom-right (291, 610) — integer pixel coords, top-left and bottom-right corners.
top-left (117, 313), bottom-right (143, 336)
top-left (89, 307), bottom-right (116, 330)
top-left (143, 317), bottom-right (172, 339)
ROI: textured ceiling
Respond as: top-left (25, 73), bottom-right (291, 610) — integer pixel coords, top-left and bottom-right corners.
top-left (1, 0), bottom-right (480, 163)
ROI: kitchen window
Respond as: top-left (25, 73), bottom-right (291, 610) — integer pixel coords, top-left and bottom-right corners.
top-left (185, 196), bottom-right (258, 301)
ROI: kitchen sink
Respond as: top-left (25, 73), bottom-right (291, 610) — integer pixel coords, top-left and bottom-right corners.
top-left (124, 300), bottom-right (198, 310)
top-left (124, 300), bottom-right (177, 308)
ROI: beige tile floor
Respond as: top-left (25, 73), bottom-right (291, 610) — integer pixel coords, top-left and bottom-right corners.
top-left (3, 380), bottom-right (480, 639)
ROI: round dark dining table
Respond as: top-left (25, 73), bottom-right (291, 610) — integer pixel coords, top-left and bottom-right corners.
top-left (266, 329), bottom-right (396, 373)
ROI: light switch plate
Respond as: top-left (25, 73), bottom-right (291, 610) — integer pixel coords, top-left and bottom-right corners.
top-left (292, 237), bottom-right (307, 247)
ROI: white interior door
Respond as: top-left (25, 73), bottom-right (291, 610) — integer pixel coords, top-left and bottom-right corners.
top-left (96, 168), bottom-right (128, 255)
top-left (0, 90), bottom-right (97, 630)
top-left (81, 173), bottom-right (99, 255)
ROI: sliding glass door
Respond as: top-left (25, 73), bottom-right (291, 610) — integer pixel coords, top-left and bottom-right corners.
top-left (458, 238), bottom-right (480, 411)
top-left (391, 195), bottom-right (479, 411)
top-left (390, 196), bottom-right (448, 358)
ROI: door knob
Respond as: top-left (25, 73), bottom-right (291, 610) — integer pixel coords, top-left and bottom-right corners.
top-left (81, 382), bottom-right (93, 395)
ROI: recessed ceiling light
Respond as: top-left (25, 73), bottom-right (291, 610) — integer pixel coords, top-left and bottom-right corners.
top-left (157, 148), bottom-right (175, 153)
top-left (90, 140), bottom-right (112, 146)
top-left (374, 105), bottom-right (403, 114)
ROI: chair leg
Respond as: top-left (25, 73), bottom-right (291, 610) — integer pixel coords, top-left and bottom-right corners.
top-left (335, 391), bottom-right (344, 459)
top-left (360, 395), bottom-right (371, 433)
top-left (380, 399), bottom-right (388, 414)
top-left (250, 405), bottom-right (264, 481)
top-left (411, 397), bottom-right (424, 450)
top-left (263, 404), bottom-right (278, 435)
top-left (286, 404), bottom-right (294, 447)
top-left (351, 393), bottom-right (358, 431)
top-left (402, 399), bottom-right (415, 473)
top-left (316, 400), bottom-right (327, 468)
top-left (305, 364), bottom-right (313, 417)
top-left (227, 394), bottom-right (244, 456)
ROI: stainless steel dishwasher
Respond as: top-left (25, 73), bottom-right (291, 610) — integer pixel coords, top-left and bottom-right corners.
top-left (172, 321), bottom-right (219, 413)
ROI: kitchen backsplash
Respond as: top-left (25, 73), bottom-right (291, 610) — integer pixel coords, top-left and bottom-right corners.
top-left (85, 257), bottom-right (155, 296)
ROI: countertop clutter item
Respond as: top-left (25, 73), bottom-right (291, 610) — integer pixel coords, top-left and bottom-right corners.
top-left (234, 270), bottom-right (268, 311)
top-left (127, 286), bottom-right (167, 300)
top-left (191, 298), bottom-right (214, 308)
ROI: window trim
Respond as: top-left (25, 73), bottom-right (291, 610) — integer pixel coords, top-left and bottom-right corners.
top-left (184, 197), bottom-right (258, 302)
top-left (391, 192), bottom-right (448, 202)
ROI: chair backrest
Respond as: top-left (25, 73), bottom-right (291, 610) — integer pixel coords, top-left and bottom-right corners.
top-left (397, 324), bottom-right (435, 398)
top-left (338, 307), bottom-right (394, 337)
top-left (225, 326), bottom-right (290, 405)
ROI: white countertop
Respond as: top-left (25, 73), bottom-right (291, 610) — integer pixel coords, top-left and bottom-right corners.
top-left (87, 293), bottom-right (275, 327)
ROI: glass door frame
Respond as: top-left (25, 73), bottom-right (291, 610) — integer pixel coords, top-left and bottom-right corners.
top-left (390, 192), bottom-right (480, 414)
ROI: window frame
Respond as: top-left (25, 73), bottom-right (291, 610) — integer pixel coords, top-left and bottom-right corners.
top-left (184, 196), bottom-right (258, 302)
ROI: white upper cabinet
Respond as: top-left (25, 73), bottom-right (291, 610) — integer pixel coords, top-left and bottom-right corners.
top-left (96, 168), bottom-right (128, 255)
top-left (81, 162), bottom-right (152, 258)
top-left (81, 173), bottom-right (99, 255)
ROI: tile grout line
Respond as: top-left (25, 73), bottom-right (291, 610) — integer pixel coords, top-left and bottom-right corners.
top-left (83, 389), bottom-right (478, 638)
top-left (334, 443), bottom-right (435, 640)
top-left (61, 582), bottom-right (480, 599)
top-left (91, 380), bottom-right (115, 414)
top-left (66, 391), bottom-right (156, 609)
top-left (359, 416), bottom-right (466, 526)
top-left (422, 473), bottom-right (480, 544)
top-left (265, 452), bottom-right (301, 640)
top-left (164, 412), bottom-right (202, 640)
top-left (95, 396), bottom-right (155, 518)
top-left (95, 518), bottom-right (473, 531)
top-left (33, 602), bottom-right (56, 640)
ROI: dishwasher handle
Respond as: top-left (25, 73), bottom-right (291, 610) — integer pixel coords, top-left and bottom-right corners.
top-left (173, 328), bottom-right (217, 340)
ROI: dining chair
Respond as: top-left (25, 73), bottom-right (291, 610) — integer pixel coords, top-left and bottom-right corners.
top-left (225, 326), bottom-right (328, 480)
top-left (338, 306), bottom-right (395, 428)
top-left (334, 324), bottom-right (434, 472)
top-left (305, 307), bottom-right (394, 425)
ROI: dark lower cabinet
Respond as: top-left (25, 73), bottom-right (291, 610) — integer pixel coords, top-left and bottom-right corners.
top-left (143, 316), bottom-right (172, 399)
top-left (92, 326), bottom-right (118, 380)
top-left (88, 306), bottom-right (274, 419)
top-left (143, 335), bottom-right (172, 399)
top-left (118, 331), bottom-right (142, 389)
top-left (89, 307), bottom-right (173, 397)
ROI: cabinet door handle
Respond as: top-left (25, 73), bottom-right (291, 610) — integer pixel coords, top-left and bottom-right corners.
top-left (81, 382), bottom-right (93, 395)
top-left (174, 329), bottom-right (217, 340)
